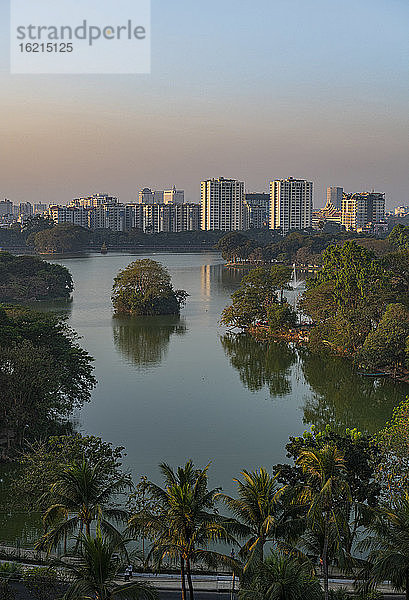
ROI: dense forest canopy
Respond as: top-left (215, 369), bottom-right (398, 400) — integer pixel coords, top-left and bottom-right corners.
top-left (0, 252), bottom-right (73, 301)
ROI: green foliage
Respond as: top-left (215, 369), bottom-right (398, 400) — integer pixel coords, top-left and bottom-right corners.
top-left (0, 306), bottom-right (95, 458)
top-left (32, 224), bottom-right (91, 254)
top-left (12, 434), bottom-right (127, 510)
top-left (217, 469), bottom-right (287, 564)
top-left (375, 397), bottom-right (409, 499)
top-left (22, 567), bottom-right (61, 600)
top-left (112, 259), bottom-right (188, 316)
top-left (267, 303), bottom-right (297, 331)
top-left (388, 224), bottom-right (409, 251)
top-left (63, 532), bottom-right (157, 600)
top-left (275, 426), bottom-right (380, 507)
top-left (128, 461), bottom-right (238, 599)
top-left (296, 445), bottom-right (351, 600)
top-left (221, 266), bottom-right (293, 329)
top-left (239, 552), bottom-right (322, 600)
top-left (363, 492), bottom-right (409, 597)
top-left (35, 458), bottom-right (131, 552)
top-left (300, 241), bottom-right (394, 357)
top-left (357, 303), bottom-right (409, 371)
top-left (0, 563), bottom-right (22, 580)
top-left (0, 252), bottom-right (73, 301)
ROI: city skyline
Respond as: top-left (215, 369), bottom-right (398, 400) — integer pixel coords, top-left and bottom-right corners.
top-left (0, 0), bottom-right (408, 208)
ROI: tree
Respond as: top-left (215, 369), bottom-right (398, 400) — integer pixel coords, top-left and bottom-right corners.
top-left (0, 306), bottom-right (95, 457)
top-left (221, 266), bottom-right (293, 329)
top-left (363, 492), bottom-right (409, 600)
top-left (12, 434), bottom-right (128, 510)
top-left (217, 469), bottom-right (287, 565)
top-left (300, 242), bottom-right (391, 355)
top-left (128, 461), bottom-right (238, 600)
top-left (239, 552), bottom-right (322, 600)
top-left (296, 445), bottom-right (351, 600)
top-left (0, 252), bottom-right (73, 301)
top-left (388, 224), bottom-right (409, 251)
top-left (32, 224), bottom-right (91, 254)
top-left (35, 458), bottom-right (130, 552)
top-left (357, 303), bottom-right (409, 373)
top-left (63, 532), bottom-right (158, 600)
top-left (112, 259), bottom-right (188, 316)
top-left (375, 397), bottom-right (409, 500)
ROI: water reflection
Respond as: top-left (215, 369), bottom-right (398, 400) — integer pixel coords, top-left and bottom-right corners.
top-left (113, 316), bottom-right (187, 369)
top-left (300, 351), bottom-right (405, 434)
top-left (200, 264), bottom-right (244, 298)
top-left (220, 333), bottom-right (297, 397)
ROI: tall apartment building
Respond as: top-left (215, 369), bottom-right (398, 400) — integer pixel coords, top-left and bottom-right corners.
top-left (0, 199), bottom-right (13, 216)
top-left (270, 178), bottom-right (313, 234)
top-left (18, 202), bottom-right (33, 217)
top-left (128, 203), bottom-right (200, 233)
top-left (201, 178), bottom-right (244, 231)
top-left (48, 205), bottom-right (90, 228)
top-left (243, 192), bottom-right (270, 229)
top-left (341, 192), bottom-right (385, 231)
top-left (163, 187), bottom-right (184, 205)
top-left (34, 203), bottom-right (47, 215)
top-left (326, 187), bottom-right (343, 210)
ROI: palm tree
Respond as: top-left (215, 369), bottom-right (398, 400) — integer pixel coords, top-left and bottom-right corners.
top-left (36, 458), bottom-right (130, 553)
top-left (296, 445), bottom-right (351, 600)
top-left (363, 492), bottom-right (409, 600)
top-left (217, 468), bottom-right (288, 565)
top-left (63, 531), bottom-right (157, 600)
top-left (128, 460), bottom-right (240, 600)
top-left (239, 551), bottom-right (322, 600)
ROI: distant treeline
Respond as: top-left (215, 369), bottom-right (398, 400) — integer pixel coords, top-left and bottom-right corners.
top-left (216, 228), bottom-right (395, 266)
top-left (2, 216), bottom-right (409, 258)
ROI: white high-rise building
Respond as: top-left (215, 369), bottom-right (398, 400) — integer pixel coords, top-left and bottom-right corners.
top-left (201, 177), bottom-right (244, 231)
top-left (270, 177), bottom-right (313, 234)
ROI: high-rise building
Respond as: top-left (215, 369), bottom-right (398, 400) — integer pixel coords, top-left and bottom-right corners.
top-left (48, 205), bottom-right (90, 227)
top-left (341, 192), bottom-right (385, 231)
top-left (34, 203), bottom-right (47, 215)
top-left (243, 192), bottom-right (270, 229)
top-left (138, 188), bottom-right (164, 204)
top-left (326, 187), bottom-right (343, 210)
top-left (270, 177), bottom-right (313, 234)
top-left (201, 177), bottom-right (244, 231)
top-left (18, 202), bottom-right (33, 217)
top-left (0, 199), bottom-right (13, 216)
top-left (163, 187), bottom-right (184, 205)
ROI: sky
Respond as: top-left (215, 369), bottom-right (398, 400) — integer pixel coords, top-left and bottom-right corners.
top-left (1, 0), bottom-right (409, 207)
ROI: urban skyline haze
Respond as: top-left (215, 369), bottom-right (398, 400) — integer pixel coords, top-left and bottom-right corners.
top-left (1, 0), bottom-right (408, 207)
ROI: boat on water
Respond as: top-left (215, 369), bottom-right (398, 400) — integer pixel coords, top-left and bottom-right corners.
top-left (100, 243), bottom-right (108, 255)
top-left (358, 372), bottom-right (389, 378)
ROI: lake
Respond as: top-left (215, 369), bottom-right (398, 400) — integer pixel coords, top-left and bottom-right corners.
top-left (0, 251), bottom-right (407, 546)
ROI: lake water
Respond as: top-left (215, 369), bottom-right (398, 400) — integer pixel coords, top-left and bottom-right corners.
top-left (1, 251), bottom-right (407, 546)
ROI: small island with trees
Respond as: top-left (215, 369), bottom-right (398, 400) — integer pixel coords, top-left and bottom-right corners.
top-left (112, 259), bottom-right (188, 316)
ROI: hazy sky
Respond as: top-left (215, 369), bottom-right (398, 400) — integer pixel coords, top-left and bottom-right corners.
top-left (1, 0), bottom-right (408, 207)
